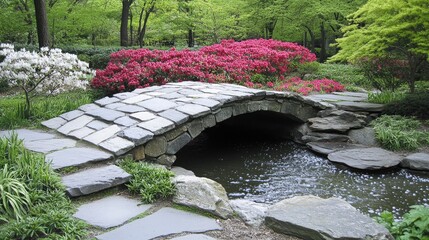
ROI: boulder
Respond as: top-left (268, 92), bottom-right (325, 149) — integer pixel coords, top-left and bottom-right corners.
top-left (301, 132), bottom-right (351, 143)
top-left (265, 195), bottom-right (393, 240)
top-left (309, 110), bottom-right (366, 132)
top-left (307, 142), bottom-right (366, 155)
top-left (334, 101), bottom-right (384, 112)
top-left (173, 175), bottom-right (233, 219)
top-left (229, 199), bottom-right (268, 227)
top-left (348, 127), bottom-right (378, 146)
top-left (400, 153), bottom-right (429, 171)
top-left (328, 147), bottom-right (402, 170)
top-left (171, 166), bottom-right (196, 176)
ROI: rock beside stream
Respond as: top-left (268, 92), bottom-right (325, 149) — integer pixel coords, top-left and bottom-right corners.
top-left (328, 147), bottom-right (402, 170)
top-left (173, 175), bottom-right (233, 219)
top-left (230, 199), bottom-right (268, 227)
top-left (400, 153), bottom-right (429, 171)
top-left (307, 141), bottom-right (366, 155)
top-left (265, 195), bottom-right (393, 240)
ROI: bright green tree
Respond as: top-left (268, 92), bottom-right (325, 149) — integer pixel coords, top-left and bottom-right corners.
top-left (331, 0), bottom-right (429, 92)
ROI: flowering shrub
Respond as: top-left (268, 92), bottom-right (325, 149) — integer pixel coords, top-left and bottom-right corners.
top-left (0, 43), bottom-right (93, 117)
top-left (275, 77), bottom-right (345, 95)
top-left (91, 39), bottom-right (316, 94)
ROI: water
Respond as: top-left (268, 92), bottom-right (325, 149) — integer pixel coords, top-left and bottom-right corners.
top-left (175, 133), bottom-right (429, 218)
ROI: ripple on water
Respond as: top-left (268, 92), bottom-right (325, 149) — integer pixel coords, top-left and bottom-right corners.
top-left (175, 140), bottom-right (429, 219)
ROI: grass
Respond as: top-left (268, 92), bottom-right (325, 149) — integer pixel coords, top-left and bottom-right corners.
top-left (119, 158), bottom-right (176, 204)
top-left (368, 91), bottom-right (406, 104)
top-left (0, 134), bottom-right (88, 239)
top-left (371, 115), bottom-right (429, 151)
top-left (0, 89), bottom-right (96, 129)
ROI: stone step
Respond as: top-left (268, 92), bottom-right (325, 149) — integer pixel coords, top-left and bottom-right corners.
top-left (45, 147), bottom-right (114, 170)
top-left (62, 165), bottom-right (131, 197)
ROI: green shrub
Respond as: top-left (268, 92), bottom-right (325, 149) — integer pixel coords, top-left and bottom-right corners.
top-left (296, 61), bottom-right (320, 78)
top-left (371, 115), bottom-right (429, 150)
top-left (368, 91), bottom-right (406, 104)
top-left (383, 92), bottom-right (429, 119)
top-left (0, 135), bottom-right (88, 239)
top-left (308, 63), bottom-right (369, 89)
top-left (376, 205), bottom-right (429, 240)
top-left (120, 159), bottom-right (176, 203)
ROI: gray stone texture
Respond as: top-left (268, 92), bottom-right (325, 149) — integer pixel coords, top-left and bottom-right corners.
top-left (137, 98), bottom-right (177, 112)
top-left (307, 142), bottom-right (367, 155)
top-left (0, 129), bottom-right (56, 143)
top-left (192, 98), bottom-right (221, 109)
top-left (41, 117), bottom-right (67, 129)
top-left (281, 100), bottom-right (319, 122)
top-left (348, 127), bottom-right (378, 146)
top-left (120, 127), bottom-right (154, 145)
top-left (165, 126), bottom-right (188, 141)
top-left (99, 137), bottom-right (135, 156)
top-left (215, 107), bottom-right (232, 122)
top-left (87, 120), bottom-right (110, 130)
top-left (156, 154), bottom-right (177, 166)
top-left (114, 92), bottom-right (138, 100)
top-left (309, 110), bottom-right (365, 132)
top-left (114, 116), bottom-right (138, 127)
top-left (74, 195), bottom-right (151, 229)
top-left (96, 207), bottom-right (221, 240)
top-left (122, 94), bottom-right (152, 104)
top-left (60, 110), bottom-right (84, 121)
top-left (105, 102), bottom-right (126, 110)
top-left (301, 132), bottom-right (351, 143)
top-left (68, 127), bottom-right (95, 139)
top-left (58, 115), bottom-right (94, 134)
top-left (138, 117), bottom-right (175, 135)
top-left (159, 109), bottom-right (189, 125)
top-left (188, 120), bottom-right (204, 138)
top-left (145, 136), bottom-right (167, 157)
top-left (62, 165), bottom-right (131, 197)
top-left (328, 147), bottom-right (402, 170)
top-left (177, 104), bottom-right (211, 118)
top-left (167, 133), bottom-right (192, 154)
top-left (46, 147), bottom-right (113, 169)
top-left (116, 104), bottom-right (146, 113)
top-left (202, 115), bottom-right (216, 128)
top-left (171, 167), bottom-right (195, 176)
top-left (84, 125), bottom-right (122, 145)
top-left (171, 234), bottom-right (216, 240)
top-left (173, 175), bottom-right (233, 219)
top-left (230, 199), bottom-right (268, 227)
top-left (79, 103), bottom-right (101, 112)
top-left (401, 153), bottom-right (429, 171)
top-left (334, 101), bottom-right (384, 112)
top-left (25, 138), bottom-right (76, 153)
top-left (265, 195), bottom-right (393, 240)
top-left (86, 108), bottom-right (125, 122)
top-left (130, 112), bottom-right (156, 121)
top-left (95, 97), bottom-right (120, 106)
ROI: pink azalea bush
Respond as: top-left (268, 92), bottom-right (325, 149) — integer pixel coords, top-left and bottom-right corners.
top-left (91, 39), bottom-right (316, 94)
top-left (275, 77), bottom-right (345, 96)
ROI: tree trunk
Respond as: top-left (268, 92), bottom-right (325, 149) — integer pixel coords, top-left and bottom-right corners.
top-left (138, 5), bottom-right (154, 48)
top-left (304, 26), bottom-right (316, 53)
top-left (319, 22), bottom-right (327, 63)
top-left (120, 0), bottom-right (132, 46)
top-left (129, 9), bottom-right (133, 46)
top-left (188, 29), bottom-right (194, 48)
top-left (34, 0), bottom-right (50, 48)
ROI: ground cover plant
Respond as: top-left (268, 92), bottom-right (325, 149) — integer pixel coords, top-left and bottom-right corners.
top-left (120, 159), bottom-right (175, 204)
top-left (91, 39), bottom-right (345, 95)
top-left (376, 205), bottom-right (429, 240)
top-left (0, 135), bottom-right (87, 239)
top-left (371, 115), bottom-right (429, 151)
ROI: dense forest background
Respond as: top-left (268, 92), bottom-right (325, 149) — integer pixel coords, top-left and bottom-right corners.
top-left (0, 0), bottom-right (366, 61)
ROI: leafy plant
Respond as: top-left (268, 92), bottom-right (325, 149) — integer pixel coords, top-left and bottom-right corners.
top-left (371, 115), bottom-right (429, 150)
top-left (296, 61), bottom-right (320, 78)
top-left (383, 92), bottom-right (429, 119)
top-left (120, 159), bottom-right (176, 203)
top-left (368, 91), bottom-right (406, 104)
top-left (308, 63), bottom-right (369, 89)
top-left (376, 205), bottom-right (429, 240)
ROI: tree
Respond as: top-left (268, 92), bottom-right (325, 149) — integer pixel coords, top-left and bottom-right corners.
top-left (34, 0), bottom-right (50, 48)
top-left (331, 0), bottom-right (429, 92)
top-left (121, 0), bottom-right (134, 46)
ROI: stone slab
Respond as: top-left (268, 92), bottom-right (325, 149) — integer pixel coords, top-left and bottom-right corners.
top-left (138, 117), bottom-right (175, 135)
top-left (307, 142), bottom-right (367, 155)
top-left (120, 127), bottom-right (154, 145)
top-left (0, 129), bottom-right (56, 143)
top-left (114, 116), bottom-right (138, 127)
top-left (114, 92), bottom-right (138, 100)
top-left (57, 115), bottom-right (94, 135)
top-left (60, 110), bottom-right (84, 121)
top-left (309, 94), bottom-right (367, 102)
top-left (105, 102), bottom-right (126, 110)
top-left (79, 103), bottom-right (101, 112)
top-left (84, 125), bottom-right (122, 145)
top-left (130, 112), bottom-right (156, 121)
top-left (137, 98), bottom-right (177, 112)
top-left (171, 234), bottom-right (216, 240)
top-left (46, 147), bottom-right (113, 170)
top-left (86, 108), bottom-right (125, 122)
top-left (401, 153), bottom-right (429, 171)
top-left (159, 109), bottom-right (190, 125)
top-left (74, 195), bottom-right (152, 229)
top-left (167, 133), bottom-right (192, 154)
top-left (96, 207), bottom-right (222, 240)
top-left (95, 97), bottom-right (120, 106)
top-left (116, 105), bottom-right (146, 113)
top-left (87, 120), bottom-right (110, 131)
top-left (99, 137), bottom-right (135, 156)
top-left (122, 94), bottom-right (152, 104)
top-left (69, 127), bottom-right (95, 139)
top-left (334, 101), bottom-right (384, 112)
top-left (41, 117), bottom-right (67, 129)
top-left (177, 104), bottom-right (211, 118)
top-left (25, 138), bottom-right (76, 153)
top-left (62, 165), bottom-right (131, 197)
top-left (192, 99), bottom-right (221, 109)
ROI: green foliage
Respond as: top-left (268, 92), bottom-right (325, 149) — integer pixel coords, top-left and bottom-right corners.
top-left (0, 90), bottom-right (95, 129)
top-left (368, 91), bottom-right (406, 104)
top-left (371, 115), bottom-right (429, 150)
top-left (383, 92), bottom-right (429, 119)
top-left (307, 63), bottom-right (369, 89)
top-left (120, 159), bottom-right (175, 204)
top-left (0, 135), bottom-right (88, 239)
top-left (296, 61), bottom-right (320, 78)
top-left (376, 205), bottom-right (429, 240)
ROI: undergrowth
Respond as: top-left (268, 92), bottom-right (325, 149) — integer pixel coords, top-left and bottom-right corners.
top-left (119, 159), bottom-right (176, 204)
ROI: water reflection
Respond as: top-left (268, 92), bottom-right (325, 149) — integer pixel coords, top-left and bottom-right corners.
top-left (175, 135), bottom-right (429, 218)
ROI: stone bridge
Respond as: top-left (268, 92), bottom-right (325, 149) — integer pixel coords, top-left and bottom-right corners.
top-left (42, 81), bottom-right (331, 166)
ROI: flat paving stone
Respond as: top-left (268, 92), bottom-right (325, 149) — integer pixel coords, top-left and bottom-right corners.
top-left (87, 120), bottom-right (110, 130)
top-left (74, 195), bottom-right (152, 229)
top-left (84, 125), bottom-right (122, 145)
top-left (86, 108), bottom-right (125, 122)
top-left (46, 147), bottom-right (113, 170)
top-left (130, 112), bottom-right (156, 121)
top-left (105, 102), bottom-right (126, 110)
top-left (158, 109), bottom-right (189, 125)
top-left (114, 116), bottom-right (139, 127)
top-left (176, 104), bottom-right (211, 118)
top-left (96, 207), bottom-right (222, 240)
top-left (41, 117), bottom-right (67, 129)
top-left (60, 110), bottom-right (84, 121)
top-left (137, 98), bottom-right (178, 112)
top-left (25, 138), bottom-right (76, 153)
top-left (0, 129), bottom-right (56, 142)
top-left (69, 127), bottom-right (95, 139)
top-left (95, 97), bottom-right (120, 106)
top-left (62, 165), bottom-right (131, 197)
top-left (171, 234), bottom-right (216, 240)
top-left (192, 98), bottom-right (221, 109)
top-left (334, 101), bottom-right (384, 112)
top-left (114, 92), bottom-right (138, 100)
top-left (79, 103), bottom-right (100, 112)
top-left (309, 94), bottom-right (367, 102)
top-left (116, 105), bottom-right (146, 113)
top-left (58, 115), bottom-right (94, 135)
top-left (138, 117), bottom-right (175, 135)
top-left (119, 127), bottom-right (154, 145)
top-left (99, 137), bottom-right (135, 156)
top-left (122, 94), bottom-right (152, 104)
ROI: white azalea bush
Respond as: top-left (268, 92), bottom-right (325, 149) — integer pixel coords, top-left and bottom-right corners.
top-left (0, 43), bottom-right (93, 117)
